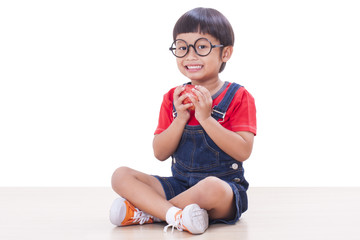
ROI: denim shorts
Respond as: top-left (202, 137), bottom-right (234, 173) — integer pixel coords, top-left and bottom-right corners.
top-left (154, 173), bottom-right (248, 225)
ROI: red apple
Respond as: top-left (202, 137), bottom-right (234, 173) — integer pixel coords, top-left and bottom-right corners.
top-left (180, 85), bottom-right (198, 111)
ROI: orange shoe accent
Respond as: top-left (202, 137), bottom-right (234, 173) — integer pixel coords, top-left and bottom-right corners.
top-left (174, 210), bottom-right (191, 233)
top-left (121, 200), bottom-right (154, 226)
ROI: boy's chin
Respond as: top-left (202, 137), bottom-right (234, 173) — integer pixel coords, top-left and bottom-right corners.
top-left (181, 73), bottom-right (205, 82)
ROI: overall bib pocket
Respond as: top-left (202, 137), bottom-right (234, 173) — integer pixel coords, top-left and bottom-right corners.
top-left (173, 128), bottom-right (220, 171)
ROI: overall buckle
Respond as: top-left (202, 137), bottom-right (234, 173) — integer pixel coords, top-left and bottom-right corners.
top-left (212, 109), bottom-right (226, 122)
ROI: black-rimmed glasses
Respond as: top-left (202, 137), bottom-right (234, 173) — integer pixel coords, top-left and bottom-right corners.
top-left (169, 38), bottom-right (224, 58)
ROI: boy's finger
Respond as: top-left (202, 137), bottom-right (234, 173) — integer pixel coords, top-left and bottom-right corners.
top-left (173, 85), bottom-right (185, 99)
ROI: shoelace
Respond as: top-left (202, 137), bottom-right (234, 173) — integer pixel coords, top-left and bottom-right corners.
top-left (132, 209), bottom-right (152, 225)
top-left (163, 211), bottom-right (184, 233)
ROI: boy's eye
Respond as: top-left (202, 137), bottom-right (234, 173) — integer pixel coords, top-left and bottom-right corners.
top-left (197, 45), bottom-right (207, 50)
top-left (179, 46), bottom-right (187, 51)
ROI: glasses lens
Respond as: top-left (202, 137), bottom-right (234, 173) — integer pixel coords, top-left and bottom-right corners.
top-left (195, 38), bottom-right (212, 56)
top-left (171, 40), bottom-right (188, 57)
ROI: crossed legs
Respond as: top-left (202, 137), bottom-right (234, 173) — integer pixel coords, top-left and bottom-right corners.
top-left (111, 166), bottom-right (236, 222)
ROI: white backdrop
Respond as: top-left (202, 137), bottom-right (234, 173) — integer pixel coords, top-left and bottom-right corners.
top-left (1, 0), bottom-right (359, 187)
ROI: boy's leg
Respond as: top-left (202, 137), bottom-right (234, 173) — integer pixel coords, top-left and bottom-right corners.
top-left (111, 166), bottom-right (172, 220)
top-left (169, 176), bottom-right (236, 221)
top-left (111, 166), bottom-right (210, 234)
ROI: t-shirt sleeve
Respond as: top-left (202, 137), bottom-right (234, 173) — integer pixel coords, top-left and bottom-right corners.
top-left (154, 90), bottom-right (174, 135)
top-left (227, 88), bottom-right (257, 135)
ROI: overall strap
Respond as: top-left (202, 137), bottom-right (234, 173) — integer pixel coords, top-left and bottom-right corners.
top-left (172, 103), bottom-right (177, 118)
top-left (211, 82), bottom-right (242, 122)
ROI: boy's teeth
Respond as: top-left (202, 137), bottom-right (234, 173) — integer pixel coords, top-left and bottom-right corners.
top-left (187, 65), bottom-right (202, 69)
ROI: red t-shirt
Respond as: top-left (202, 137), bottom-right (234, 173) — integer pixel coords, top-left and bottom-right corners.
top-left (154, 82), bottom-right (257, 135)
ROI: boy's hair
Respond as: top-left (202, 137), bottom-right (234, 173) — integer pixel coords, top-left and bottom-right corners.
top-left (173, 7), bottom-right (234, 73)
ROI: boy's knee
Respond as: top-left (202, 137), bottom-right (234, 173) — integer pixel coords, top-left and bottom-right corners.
top-left (201, 176), bottom-right (222, 186)
top-left (196, 177), bottom-right (234, 211)
top-left (199, 176), bottom-right (228, 197)
top-left (111, 166), bottom-right (132, 190)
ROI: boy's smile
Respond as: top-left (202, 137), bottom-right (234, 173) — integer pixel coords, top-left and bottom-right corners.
top-left (185, 64), bottom-right (203, 72)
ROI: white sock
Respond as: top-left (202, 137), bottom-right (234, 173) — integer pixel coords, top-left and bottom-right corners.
top-left (151, 215), bottom-right (162, 223)
top-left (139, 210), bottom-right (162, 223)
top-left (166, 206), bottom-right (181, 225)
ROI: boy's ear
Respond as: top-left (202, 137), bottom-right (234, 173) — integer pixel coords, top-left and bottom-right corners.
top-left (221, 46), bottom-right (233, 62)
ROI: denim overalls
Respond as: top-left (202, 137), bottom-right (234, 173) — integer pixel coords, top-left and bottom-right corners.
top-left (155, 82), bottom-right (249, 224)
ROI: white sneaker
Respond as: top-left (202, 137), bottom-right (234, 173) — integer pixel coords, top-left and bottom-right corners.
top-left (109, 197), bottom-right (155, 226)
top-left (164, 204), bottom-right (209, 234)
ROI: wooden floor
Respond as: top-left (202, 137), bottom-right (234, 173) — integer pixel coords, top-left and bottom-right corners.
top-left (1, 187), bottom-right (359, 240)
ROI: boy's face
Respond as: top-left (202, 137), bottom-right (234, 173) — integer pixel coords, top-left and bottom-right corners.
top-left (174, 32), bottom-right (231, 83)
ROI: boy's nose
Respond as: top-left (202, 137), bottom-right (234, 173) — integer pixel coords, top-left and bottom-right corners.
top-left (186, 45), bottom-right (198, 59)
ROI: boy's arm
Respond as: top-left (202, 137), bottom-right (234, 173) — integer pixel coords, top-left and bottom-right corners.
top-left (153, 86), bottom-right (193, 161)
top-left (153, 117), bottom-right (187, 161)
top-left (191, 85), bottom-right (254, 162)
top-left (200, 118), bottom-right (254, 162)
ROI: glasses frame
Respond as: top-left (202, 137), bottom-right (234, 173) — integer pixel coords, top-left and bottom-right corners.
top-left (169, 38), bottom-right (224, 58)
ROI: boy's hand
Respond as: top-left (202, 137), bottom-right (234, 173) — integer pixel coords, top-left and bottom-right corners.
top-left (190, 86), bottom-right (213, 123)
top-left (173, 85), bottom-right (192, 122)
